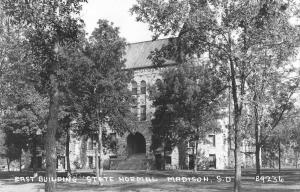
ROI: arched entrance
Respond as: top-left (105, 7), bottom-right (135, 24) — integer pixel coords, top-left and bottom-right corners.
top-left (127, 132), bottom-right (146, 155)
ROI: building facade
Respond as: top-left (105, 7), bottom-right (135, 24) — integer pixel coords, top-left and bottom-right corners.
top-left (64, 39), bottom-right (236, 170)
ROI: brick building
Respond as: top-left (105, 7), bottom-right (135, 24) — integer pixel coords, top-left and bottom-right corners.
top-left (64, 38), bottom-right (237, 171)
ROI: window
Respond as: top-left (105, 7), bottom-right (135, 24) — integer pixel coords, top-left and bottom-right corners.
top-left (88, 156), bottom-right (93, 169)
top-left (109, 133), bottom-right (117, 151)
top-left (141, 80), bottom-right (146, 94)
top-left (57, 156), bottom-right (65, 169)
top-left (88, 138), bottom-right (93, 150)
top-left (209, 154), bottom-right (216, 168)
top-left (208, 135), bottom-right (216, 147)
top-left (165, 156), bottom-right (171, 164)
top-left (88, 134), bottom-right (97, 150)
top-left (131, 81), bottom-right (137, 95)
top-left (92, 135), bottom-right (97, 149)
top-left (188, 155), bottom-right (194, 170)
top-left (140, 105), bottom-right (146, 121)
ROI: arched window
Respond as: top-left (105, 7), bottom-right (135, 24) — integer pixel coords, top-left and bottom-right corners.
top-left (141, 80), bottom-right (146, 94)
top-left (131, 81), bottom-right (137, 95)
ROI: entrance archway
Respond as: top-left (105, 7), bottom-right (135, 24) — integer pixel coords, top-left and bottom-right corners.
top-left (127, 132), bottom-right (146, 155)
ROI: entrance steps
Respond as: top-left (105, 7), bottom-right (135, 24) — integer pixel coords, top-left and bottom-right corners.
top-left (116, 153), bottom-right (148, 170)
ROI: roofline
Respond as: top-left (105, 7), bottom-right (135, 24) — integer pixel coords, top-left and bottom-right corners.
top-left (126, 37), bottom-right (175, 46)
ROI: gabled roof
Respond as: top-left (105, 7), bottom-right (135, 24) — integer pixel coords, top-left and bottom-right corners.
top-left (124, 38), bottom-right (176, 69)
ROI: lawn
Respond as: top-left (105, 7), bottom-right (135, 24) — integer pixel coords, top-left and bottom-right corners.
top-left (0, 169), bottom-right (299, 192)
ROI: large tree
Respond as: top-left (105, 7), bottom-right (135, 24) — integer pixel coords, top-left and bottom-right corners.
top-left (2, 1), bottom-right (87, 191)
top-left (0, 6), bottom-right (48, 173)
top-left (68, 19), bottom-right (135, 183)
top-left (131, 0), bottom-right (300, 191)
top-left (150, 62), bottom-right (225, 171)
top-left (263, 108), bottom-right (300, 170)
top-left (247, 74), bottom-right (299, 174)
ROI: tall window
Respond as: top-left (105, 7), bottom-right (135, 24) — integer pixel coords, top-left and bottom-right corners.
top-left (87, 138), bottom-right (93, 150)
top-left (165, 156), bottom-right (171, 164)
top-left (109, 133), bottom-right (117, 151)
top-left (140, 105), bottom-right (146, 121)
top-left (209, 154), bottom-right (216, 168)
top-left (208, 135), bottom-right (216, 147)
top-left (87, 135), bottom-right (97, 150)
top-left (131, 81), bottom-right (137, 95)
top-left (141, 80), bottom-right (146, 94)
top-left (88, 156), bottom-right (93, 169)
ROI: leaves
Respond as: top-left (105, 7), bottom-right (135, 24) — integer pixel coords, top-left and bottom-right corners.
top-left (66, 19), bottom-right (136, 138)
top-left (151, 62), bottom-right (226, 150)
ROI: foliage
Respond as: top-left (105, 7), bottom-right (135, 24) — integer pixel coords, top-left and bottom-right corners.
top-left (150, 62), bottom-right (226, 151)
top-left (1, 1), bottom-right (87, 191)
top-left (0, 4), bottom-right (48, 169)
top-left (69, 19), bottom-right (135, 137)
top-left (132, 0), bottom-right (300, 190)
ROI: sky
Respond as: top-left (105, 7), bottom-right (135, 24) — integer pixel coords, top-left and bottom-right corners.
top-left (81, 0), bottom-right (153, 43)
top-left (81, 0), bottom-right (300, 66)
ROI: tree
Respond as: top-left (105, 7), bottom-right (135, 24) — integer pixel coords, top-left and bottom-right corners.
top-left (150, 62), bottom-right (226, 171)
top-left (267, 109), bottom-right (300, 170)
top-left (249, 75), bottom-right (299, 174)
top-left (289, 114), bottom-right (300, 168)
top-left (131, 0), bottom-right (300, 191)
top-left (68, 19), bottom-right (135, 183)
top-left (3, 131), bottom-right (26, 172)
top-left (2, 1), bottom-right (87, 191)
top-left (0, 8), bottom-right (48, 173)
top-left (1, 85), bottom-right (48, 173)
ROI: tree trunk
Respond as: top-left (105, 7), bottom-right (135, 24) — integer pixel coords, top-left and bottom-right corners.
top-left (94, 118), bottom-right (104, 185)
top-left (295, 151), bottom-right (298, 168)
top-left (98, 122), bottom-right (103, 179)
top-left (7, 158), bottom-right (10, 172)
top-left (278, 140), bottom-right (281, 173)
top-left (19, 154), bottom-right (22, 172)
top-left (229, 57), bottom-right (242, 192)
top-left (66, 128), bottom-right (71, 176)
top-left (32, 137), bottom-right (37, 174)
top-left (95, 144), bottom-right (99, 183)
top-left (234, 120), bottom-right (242, 192)
top-left (193, 141), bottom-right (198, 172)
top-left (254, 101), bottom-right (261, 175)
top-left (45, 73), bottom-right (59, 192)
top-left (162, 141), bottom-right (166, 170)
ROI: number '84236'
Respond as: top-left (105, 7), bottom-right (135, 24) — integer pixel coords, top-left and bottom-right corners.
top-left (255, 176), bottom-right (284, 183)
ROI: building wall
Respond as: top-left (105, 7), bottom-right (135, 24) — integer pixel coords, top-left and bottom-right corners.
top-left (113, 66), bottom-right (231, 169)
top-left (0, 128), bottom-right (6, 170)
top-left (116, 67), bottom-right (164, 157)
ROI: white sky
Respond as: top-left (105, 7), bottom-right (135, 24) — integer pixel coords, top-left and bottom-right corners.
top-left (81, 0), bottom-right (153, 43)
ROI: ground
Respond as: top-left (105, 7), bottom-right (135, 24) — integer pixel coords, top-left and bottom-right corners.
top-left (0, 169), bottom-right (299, 192)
